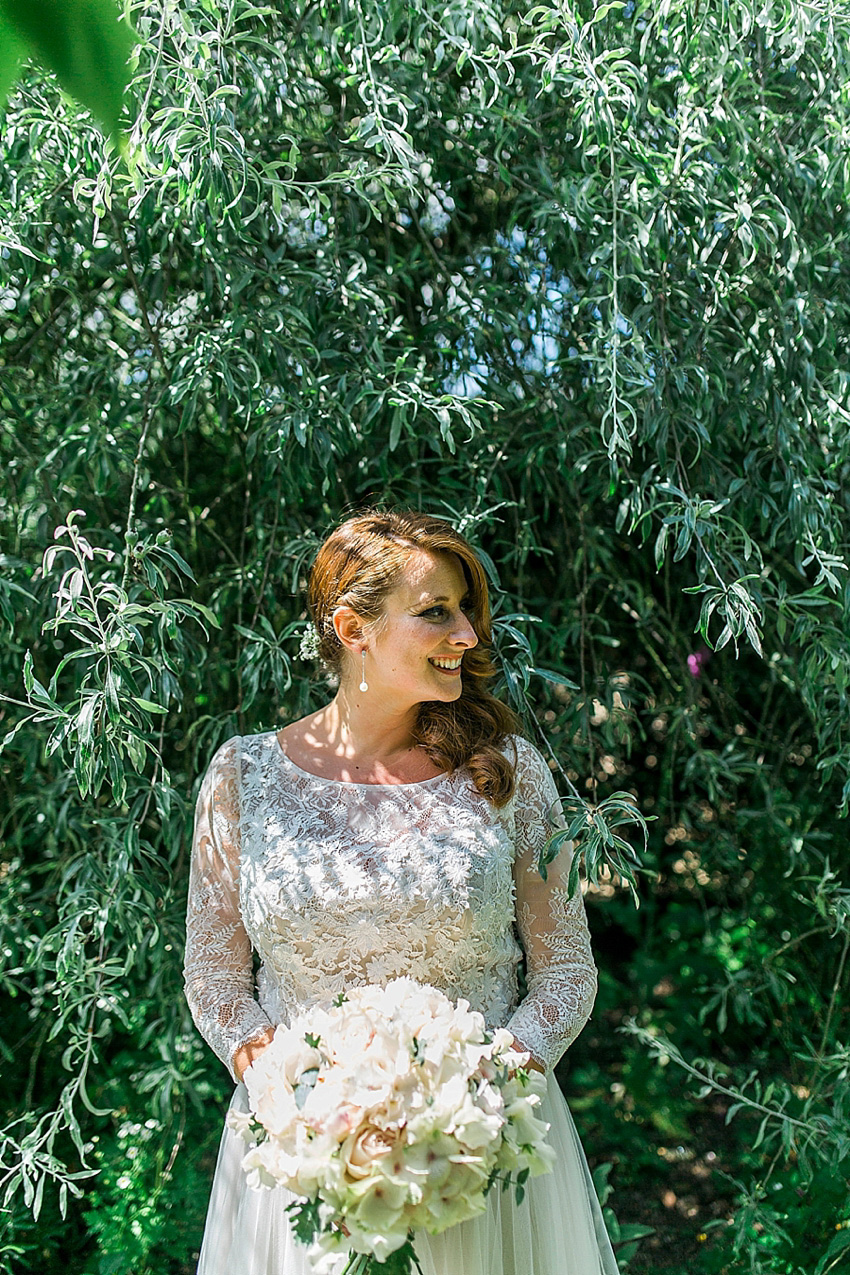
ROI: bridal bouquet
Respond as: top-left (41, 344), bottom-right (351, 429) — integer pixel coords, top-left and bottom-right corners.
top-left (227, 977), bottom-right (556, 1275)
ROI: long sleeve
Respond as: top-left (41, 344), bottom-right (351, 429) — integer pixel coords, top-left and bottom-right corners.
top-left (504, 737), bottom-right (598, 1074)
top-left (183, 735), bottom-right (274, 1082)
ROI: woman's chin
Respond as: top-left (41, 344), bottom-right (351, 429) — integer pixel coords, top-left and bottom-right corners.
top-left (415, 678), bottom-right (463, 704)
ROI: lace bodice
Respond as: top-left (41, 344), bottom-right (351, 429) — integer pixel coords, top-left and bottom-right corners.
top-left (183, 731), bottom-right (598, 1083)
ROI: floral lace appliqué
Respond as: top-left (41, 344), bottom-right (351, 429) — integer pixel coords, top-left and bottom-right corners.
top-left (183, 732), bottom-right (598, 1080)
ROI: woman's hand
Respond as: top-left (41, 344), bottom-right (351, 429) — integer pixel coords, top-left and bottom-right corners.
top-left (509, 1033), bottom-right (545, 1075)
top-left (233, 1027), bottom-right (276, 1083)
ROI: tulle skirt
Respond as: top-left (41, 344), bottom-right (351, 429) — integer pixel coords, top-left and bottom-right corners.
top-left (196, 1073), bottom-right (620, 1275)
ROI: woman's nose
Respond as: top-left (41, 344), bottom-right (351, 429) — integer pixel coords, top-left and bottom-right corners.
top-left (451, 613), bottom-right (478, 648)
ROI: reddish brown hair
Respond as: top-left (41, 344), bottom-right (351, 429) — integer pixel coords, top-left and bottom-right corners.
top-left (307, 509), bottom-right (519, 806)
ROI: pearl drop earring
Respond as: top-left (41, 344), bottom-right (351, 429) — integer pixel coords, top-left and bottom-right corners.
top-left (359, 648), bottom-right (369, 693)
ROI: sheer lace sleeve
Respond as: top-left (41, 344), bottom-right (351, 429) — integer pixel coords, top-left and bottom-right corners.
top-left (183, 735), bottom-right (274, 1082)
top-left (504, 737), bottom-right (598, 1074)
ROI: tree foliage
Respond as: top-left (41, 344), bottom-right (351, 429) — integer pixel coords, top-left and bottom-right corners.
top-left (1, 1), bottom-right (849, 1270)
top-left (0, 0), bottom-right (134, 138)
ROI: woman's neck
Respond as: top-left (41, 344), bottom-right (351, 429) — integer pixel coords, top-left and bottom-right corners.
top-left (312, 691), bottom-right (418, 766)
top-left (277, 688), bottom-right (445, 783)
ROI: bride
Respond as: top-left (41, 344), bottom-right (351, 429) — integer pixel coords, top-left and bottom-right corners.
top-left (184, 508), bottom-right (619, 1275)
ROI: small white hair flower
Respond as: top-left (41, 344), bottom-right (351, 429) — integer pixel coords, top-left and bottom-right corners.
top-left (298, 622), bottom-right (322, 662)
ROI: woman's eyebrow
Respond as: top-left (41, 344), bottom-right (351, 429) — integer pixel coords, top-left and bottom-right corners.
top-left (417, 593), bottom-right (472, 605)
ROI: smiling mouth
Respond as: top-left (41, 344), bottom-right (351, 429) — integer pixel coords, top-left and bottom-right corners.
top-left (429, 656), bottom-right (463, 671)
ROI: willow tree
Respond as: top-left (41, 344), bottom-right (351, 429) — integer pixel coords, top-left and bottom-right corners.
top-left (1, 1), bottom-right (848, 1271)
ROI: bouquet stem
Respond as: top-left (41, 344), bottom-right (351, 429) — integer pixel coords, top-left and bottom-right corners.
top-left (340, 1237), bottom-right (423, 1275)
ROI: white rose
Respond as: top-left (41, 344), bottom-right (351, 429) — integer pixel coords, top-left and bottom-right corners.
top-left (341, 1123), bottom-right (401, 1181)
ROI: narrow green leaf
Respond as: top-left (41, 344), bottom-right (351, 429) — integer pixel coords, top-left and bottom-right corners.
top-left (0, 0), bottom-right (136, 138)
top-left (23, 649), bottom-right (34, 696)
top-left (132, 697), bottom-right (168, 714)
top-left (0, 6), bottom-right (26, 103)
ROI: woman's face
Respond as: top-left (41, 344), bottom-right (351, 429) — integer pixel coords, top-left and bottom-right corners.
top-left (356, 549), bottom-right (480, 706)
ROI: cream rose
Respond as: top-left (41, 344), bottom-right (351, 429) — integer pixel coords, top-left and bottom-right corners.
top-left (342, 1123), bottom-right (400, 1181)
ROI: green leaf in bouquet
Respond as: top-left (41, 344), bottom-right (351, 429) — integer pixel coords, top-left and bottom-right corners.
top-left (293, 1066), bottom-right (320, 1110)
top-left (285, 1196), bottom-right (322, 1246)
top-left (368, 1236), bottom-right (424, 1274)
top-left (513, 1164), bottom-right (531, 1205)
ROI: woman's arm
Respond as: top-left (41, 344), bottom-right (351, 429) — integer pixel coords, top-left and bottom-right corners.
top-left (507, 1033), bottom-right (546, 1074)
top-left (504, 738), bottom-right (598, 1075)
top-left (183, 736), bottom-right (275, 1084)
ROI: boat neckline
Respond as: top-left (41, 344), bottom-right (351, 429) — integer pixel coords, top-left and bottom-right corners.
top-left (267, 731), bottom-right (451, 789)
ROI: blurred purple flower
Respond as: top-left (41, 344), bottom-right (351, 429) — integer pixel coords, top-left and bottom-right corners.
top-left (687, 648), bottom-right (711, 678)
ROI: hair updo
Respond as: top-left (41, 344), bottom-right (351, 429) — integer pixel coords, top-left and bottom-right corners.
top-left (307, 509), bottom-right (519, 807)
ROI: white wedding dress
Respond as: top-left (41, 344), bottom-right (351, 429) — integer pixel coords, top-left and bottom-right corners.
top-left (184, 730), bottom-right (620, 1275)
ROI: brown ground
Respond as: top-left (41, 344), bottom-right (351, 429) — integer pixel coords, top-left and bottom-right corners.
top-left (601, 1099), bottom-right (738, 1273)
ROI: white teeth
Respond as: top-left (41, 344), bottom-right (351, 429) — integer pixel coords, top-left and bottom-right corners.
top-left (430, 657), bottom-right (462, 669)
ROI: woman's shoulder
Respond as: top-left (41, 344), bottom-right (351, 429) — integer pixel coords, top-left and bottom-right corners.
top-left (498, 732), bottom-right (547, 769)
top-left (202, 730), bottom-right (271, 777)
top-left (497, 732), bottom-right (559, 798)
top-left (203, 732), bottom-right (241, 770)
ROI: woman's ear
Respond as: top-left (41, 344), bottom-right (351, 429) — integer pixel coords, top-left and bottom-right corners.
top-left (331, 605), bottom-right (366, 652)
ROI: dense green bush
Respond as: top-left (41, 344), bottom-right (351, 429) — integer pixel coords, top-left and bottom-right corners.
top-left (1, 1), bottom-right (848, 1271)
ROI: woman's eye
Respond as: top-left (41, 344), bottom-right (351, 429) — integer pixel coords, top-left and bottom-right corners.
top-left (421, 602), bottom-right (474, 619)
